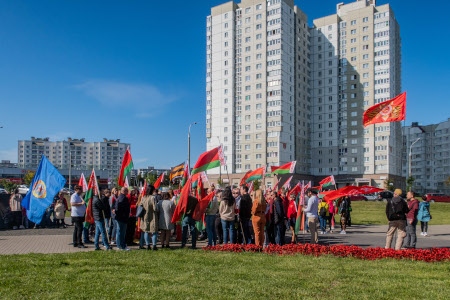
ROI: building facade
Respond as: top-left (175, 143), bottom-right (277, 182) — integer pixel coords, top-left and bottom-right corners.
top-left (403, 120), bottom-right (450, 195)
top-left (17, 137), bottom-right (130, 180)
top-left (310, 0), bottom-right (402, 188)
top-left (206, 0), bottom-right (403, 188)
top-left (206, 0), bottom-right (311, 180)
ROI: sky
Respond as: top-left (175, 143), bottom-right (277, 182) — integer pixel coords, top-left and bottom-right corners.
top-left (1, 0), bottom-right (449, 169)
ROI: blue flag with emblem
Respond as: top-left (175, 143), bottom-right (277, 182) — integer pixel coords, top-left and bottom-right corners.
top-left (21, 155), bottom-right (66, 224)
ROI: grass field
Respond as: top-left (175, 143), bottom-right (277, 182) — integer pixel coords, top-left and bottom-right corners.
top-left (350, 200), bottom-right (448, 225)
top-left (1, 250), bottom-right (450, 299)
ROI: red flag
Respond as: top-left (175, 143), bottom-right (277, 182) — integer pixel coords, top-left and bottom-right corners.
top-left (140, 180), bottom-right (148, 197)
top-left (192, 191), bottom-right (215, 221)
top-left (171, 177), bottom-right (192, 224)
top-left (287, 182), bottom-right (301, 199)
top-left (118, 147), bottom-right (134, 187)
top-left (153, 173), bottom-right (165, 189)
top-left (282, 175), bottom-right (293, 190)
top-left (180, 161), bottom-right (190, 187)
top-left (78, 173), bottom-right (88, 192)
top-left (363, 92), bottom-right (406, 127)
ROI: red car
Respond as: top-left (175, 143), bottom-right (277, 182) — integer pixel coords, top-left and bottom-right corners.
top-left (349, 195), bottom-right (368, 201)
top-left (423, 193), bottom-right (450, 203)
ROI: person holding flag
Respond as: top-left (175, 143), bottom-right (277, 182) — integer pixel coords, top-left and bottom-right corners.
top-left (303, 188), bottom-right (319, 244)
top-left (286, 193), bottom-right (298, 244)
top-left (71, 185), bottom-right (87, 248)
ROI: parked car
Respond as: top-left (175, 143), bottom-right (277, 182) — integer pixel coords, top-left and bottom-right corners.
top-left (17, 185), bottom-right (29, 194)
top-left (0, 188), bottom-right (7, 194)
top-left (364, 193), bottom-right (379, 201)
top-left (378, 191), bottom-right (393, 202)
top-left (61, 188), bottom-right (75, 195)
top-left (349, 194), bottom-right (368, 201)
top-left (423, 193), bottom-right (450, 203)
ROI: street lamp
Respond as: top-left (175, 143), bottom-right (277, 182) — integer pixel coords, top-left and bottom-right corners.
top-left (408, 137), bottom-right (421, 191)
top-left (188, 122), bottom-right (197, 169)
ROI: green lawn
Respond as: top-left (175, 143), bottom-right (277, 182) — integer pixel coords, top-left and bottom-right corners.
top-left (1, 250), bottom-right (450, 299)
top-left (350, 200), bottom-right (448, 225)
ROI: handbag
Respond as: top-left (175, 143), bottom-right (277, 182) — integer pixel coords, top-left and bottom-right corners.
top-left (136, 205), bottom-right (146, 218)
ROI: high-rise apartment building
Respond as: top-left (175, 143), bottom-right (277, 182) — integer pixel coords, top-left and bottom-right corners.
top-left (310, 0), bottom-right (402, 187)
top-left (17, 137), bottom-right (130, 179)
top-left (403, 120), bottom-right (450, 195)
top-left (206, 0), bottom-right (311, 179)
top-left (206, 0), bottom-right (403, 188)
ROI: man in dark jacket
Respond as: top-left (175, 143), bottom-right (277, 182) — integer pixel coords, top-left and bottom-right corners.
top-left (239, 185), bottom-right (253, 244)
top-left (385, 188), bottom-right (408, 250)
top-left (93, 189), bottom-right (112, 250)
top-left (114, 187), bottom-right (130, 250)
top-left (272, 191), bottom-right (286, 245)
top-left (403, 191), bottom-right (419, 249)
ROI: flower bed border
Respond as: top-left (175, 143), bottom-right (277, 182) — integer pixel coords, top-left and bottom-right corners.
top-left (203, 244), bottom-right (450, 262)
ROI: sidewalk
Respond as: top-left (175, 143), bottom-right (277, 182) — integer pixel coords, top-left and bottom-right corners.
top-left (0, 224), bottom-right (448, 255)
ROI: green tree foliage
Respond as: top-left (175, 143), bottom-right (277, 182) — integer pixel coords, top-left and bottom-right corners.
top-left (23, 171), bottom-right (35, 186)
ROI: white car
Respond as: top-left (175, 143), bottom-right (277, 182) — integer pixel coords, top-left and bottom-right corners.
top-left (0, 188), bottom-right (7, 194)
top-left (17, 185), bottom-right (30, 194)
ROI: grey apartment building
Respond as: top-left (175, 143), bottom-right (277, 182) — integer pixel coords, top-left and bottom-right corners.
top-left (206, 0), bottom-right (403, 188)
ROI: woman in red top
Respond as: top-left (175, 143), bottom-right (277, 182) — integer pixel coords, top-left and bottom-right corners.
top-left (286, 193), bottom-right (298, 244)
top-left (126, 188), bottom-right (139, 245)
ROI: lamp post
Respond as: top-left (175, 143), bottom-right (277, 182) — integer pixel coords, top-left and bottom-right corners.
top-left (408, 137), bottom-right (421, 191)
top-left (188, 122), bottom-right (197, 169)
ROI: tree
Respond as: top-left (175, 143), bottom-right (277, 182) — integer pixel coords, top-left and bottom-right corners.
top-left (383, 178), bottom-right (395, 191)
top-left (253, 179), bottom-right (261, 191)
top-left (0, 179), bottom-right (15, 193)
top-left (406, 176), bottom-right (415, 192)
top-left (23, 171), bottom-right (35, 186)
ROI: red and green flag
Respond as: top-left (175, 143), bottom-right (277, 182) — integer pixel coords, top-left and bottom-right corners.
top-left (319, 175), bottom-right (335, 190)
top-left (245, 167), bottom-right (266, 183)
top-left (191, 146), bottom-right (224, 176)
top-left (118, 147), bottom-right (133, 187)
top-left (154, 173), bottom-right (165, 189)
top-left (239, 170), bottom-right (252, 186)
top-left (84, 169), bottom-right (99, 225)
top-left (270, 161), bottom-right (297, 175)
top-left (78, 172), bottom-right (88, 192)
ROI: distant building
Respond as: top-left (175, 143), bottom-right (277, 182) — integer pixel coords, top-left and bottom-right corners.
top-left (403, 119), bottom-right (450, 195)
top-left (17, 137), bottom-right (130, 182)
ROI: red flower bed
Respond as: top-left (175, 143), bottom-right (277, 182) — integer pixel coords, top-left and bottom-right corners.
top-left (203, 244), bottom-right (450, 262)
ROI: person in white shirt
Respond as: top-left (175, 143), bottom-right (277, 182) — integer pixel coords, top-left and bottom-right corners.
top-left (303, 188), bottom-right (319, 244)
top-left (70, 185), bottom-right (87, 248)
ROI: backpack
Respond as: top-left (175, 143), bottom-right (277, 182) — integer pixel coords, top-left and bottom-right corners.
top-left (388, 199), bottom-right (404, 220)
top-left (319, 206), bottom-right (327, 217)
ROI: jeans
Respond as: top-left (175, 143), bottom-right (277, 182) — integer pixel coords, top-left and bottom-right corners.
top-left (83, 225), bottom-right (90, 243)
top-left (221, 219), bottom-right (236, 244)
top-left (240, 218), bottom-right (252, 244)
top-left (205, 215), bottom-right (217, 246)
top-left (139, 232), bottom-right (157, 247)
top-left (404, 219), bottom-right (417, 248)
top-left (94, 220), bottom-right (110, 249)
top-left (318, 216), bottom-right (327, 232)
top-left (274, 222), bottom-right (285, 245)
top-left (115, 220), bottom-right (128, 249)
top-left (72, 216), bottom-right (84, 245)
top-left (182, 215), bottom-right (197, 248)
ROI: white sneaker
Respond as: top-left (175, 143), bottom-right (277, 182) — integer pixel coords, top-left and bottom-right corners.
top-left (420, 232), bottom-right (424, 236)
top-left (424, 232), bottom-right (428, 236)
top-left (13, 226), bottom-right (18, 230)
top-left (340, 230), bottom-right (346, 234)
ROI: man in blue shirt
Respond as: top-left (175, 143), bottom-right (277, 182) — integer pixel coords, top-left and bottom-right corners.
top-left (303, 188), bottom-right (319, 244)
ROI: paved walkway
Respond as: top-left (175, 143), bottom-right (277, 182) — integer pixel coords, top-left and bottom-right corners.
top-left (0, 223), bottom-right (448, 255)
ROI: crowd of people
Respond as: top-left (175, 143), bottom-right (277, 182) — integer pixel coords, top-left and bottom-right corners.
top-left (2, 183), bottom-right (433, 252)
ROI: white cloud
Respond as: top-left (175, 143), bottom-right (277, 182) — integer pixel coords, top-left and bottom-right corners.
top-left (74, 79), bottom-right (179, 117)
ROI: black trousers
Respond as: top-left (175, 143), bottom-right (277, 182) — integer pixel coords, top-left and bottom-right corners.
top-left (72, 216), bottom-right (84, 245)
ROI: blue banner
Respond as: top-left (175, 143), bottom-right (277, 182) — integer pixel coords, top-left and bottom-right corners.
top-left (21, 156), bottom-right (66, 224)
